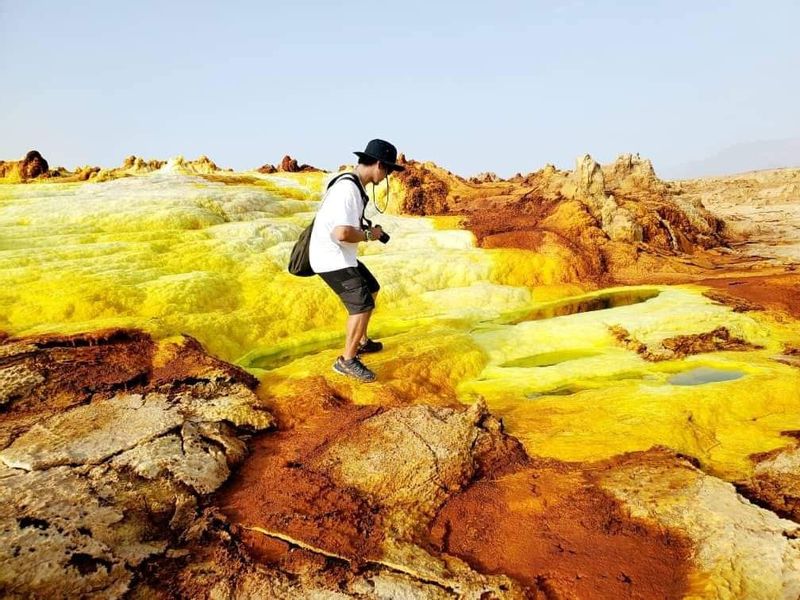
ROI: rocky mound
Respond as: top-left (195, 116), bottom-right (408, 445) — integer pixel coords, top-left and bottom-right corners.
top-left (0, 150), bottom-right (51, 181)
top-left (154, 154), bottom-right (227, 176)
top-left (393, 154), bottom-right (728, 284)
top-left (91, 155), bottom-right (167, 181)
top-left (0, 152), bottom-right (234, 184)
top-left (257, 154), bottom-right (321, 174)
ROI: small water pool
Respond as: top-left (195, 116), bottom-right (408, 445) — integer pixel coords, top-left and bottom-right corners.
top-left (508, 289), bottom-right (661, 325)
top-left (502, 349), bottom-right (601, 369)
top-left (667, 367), bottom-right (744, 386)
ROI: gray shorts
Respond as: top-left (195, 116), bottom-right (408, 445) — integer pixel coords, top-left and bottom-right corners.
top-left (318, 261), bottom-right (381, 315)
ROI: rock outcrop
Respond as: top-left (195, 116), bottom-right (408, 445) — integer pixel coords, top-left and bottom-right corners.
top-left (562, 154), bottom-right (643, 243)
top-left (603, 153), bottom-right (665, 192)
top-left (19, 150), bottom-right (49, 179)
top-left (468, 171), bottom-right (499, 184)
top-left (740, 438), bottom-right (800, 523)
top-left (392, 153), bottom-right (727, 283)
top-left (279, 154), bottom-right (301, 172)
top-left (92, 155), bottom-right (167, 181)
top-left (257, 155), bottom-right (320, 174)
top-left (0, 150), bottom-right (50, 181)
top-left (0, 329), bottom-right (271, 598)
top-left (158, 154), bottom-right (223, 175)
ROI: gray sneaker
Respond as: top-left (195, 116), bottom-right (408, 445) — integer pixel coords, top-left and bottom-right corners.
top-left (333, 356), bottom-right (376, 383)
top-left (357, 338), bottom-right (383, 355)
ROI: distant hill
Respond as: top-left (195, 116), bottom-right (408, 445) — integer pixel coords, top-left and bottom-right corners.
top-left (664, 137), bottom-right (800, 180)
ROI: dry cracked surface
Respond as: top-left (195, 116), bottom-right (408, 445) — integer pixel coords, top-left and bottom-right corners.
top-left (0, 329), bottom-right (270, 598)
top-left (3, 329), bottom-right (800, 599)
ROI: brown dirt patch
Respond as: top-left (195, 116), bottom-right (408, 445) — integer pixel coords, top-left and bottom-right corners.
top-left (696, 271), bottom-right (800, 319)
top-left (609, 325), bottom-right (760, 361)
top-left (150, 335), bottom-right (258, 390)
top-left (0, 328), bottom-right (155, 416)
top-left (661, 326), bottom-right (761, 357)
top-left (216, 399), bottom-right (388, 565)
top-left (428, 458), bottom-right (692, 599)
top-left (702, 289), bottom-right (764, 312)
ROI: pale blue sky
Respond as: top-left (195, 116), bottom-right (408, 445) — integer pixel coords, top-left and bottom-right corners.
top-left (2, 1), bottom-right (798, 178)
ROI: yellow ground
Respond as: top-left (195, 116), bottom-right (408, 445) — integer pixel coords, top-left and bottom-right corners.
top-left (2, 168), bottom-right (798, 481)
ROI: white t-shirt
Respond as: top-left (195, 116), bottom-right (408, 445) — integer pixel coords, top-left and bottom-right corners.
top-left (309, 175), bottom-right (366, 273)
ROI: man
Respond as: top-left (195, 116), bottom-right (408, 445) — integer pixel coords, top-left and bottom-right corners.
top-left (309, 139), bottom-right (405, 383)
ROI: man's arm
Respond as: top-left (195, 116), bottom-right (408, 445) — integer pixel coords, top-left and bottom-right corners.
top-left (332, 225), bottom-right (383, 243)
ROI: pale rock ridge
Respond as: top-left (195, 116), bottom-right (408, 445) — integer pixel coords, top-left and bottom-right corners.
top-left (599, 451), bottom-right (800, 600)
top-left (159, 154), bottom-right (222, 175)
top-left (93, 155), bottom-right (167, 181)
top-left (310, 402), bottom-right (487, 538)
top-left (468, 171), bottom-right (499, 184)
top-left (603, 152), bottom-right (665, 192)
top-left (563, 154), bottom-right (644, 243)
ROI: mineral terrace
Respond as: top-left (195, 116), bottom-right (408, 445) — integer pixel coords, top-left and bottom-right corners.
top-left (1, 151), bottom-right (799, 599)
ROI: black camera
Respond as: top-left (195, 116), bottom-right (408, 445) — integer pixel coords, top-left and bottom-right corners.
top-left (374, 225), bottom-right (390, 244)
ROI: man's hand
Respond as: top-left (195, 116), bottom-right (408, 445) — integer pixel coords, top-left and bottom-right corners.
top-left (368, 225), bottom-right (383, 242)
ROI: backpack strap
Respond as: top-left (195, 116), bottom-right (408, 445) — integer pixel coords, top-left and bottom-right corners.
top-left (326, 172), bottom-right (372, 229)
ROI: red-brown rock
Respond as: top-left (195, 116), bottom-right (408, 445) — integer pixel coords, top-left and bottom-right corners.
top-left (0, 150), bottom-right (50, 180)
top-left (19, 151), bottom-right (49, 179)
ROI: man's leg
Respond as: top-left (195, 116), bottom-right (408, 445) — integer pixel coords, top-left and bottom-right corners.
top-left (359, 292), bottom-right (378, 345)
top-left (344, 309), bottom-right (372, 360)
